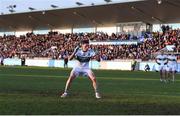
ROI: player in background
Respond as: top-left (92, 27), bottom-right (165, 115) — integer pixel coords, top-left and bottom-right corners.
top-left (166, 53), bottom-right (177, 82)
top-left (155, 50), bottom-right (168, 82)
top-left (61, 40), bottom-right (101, 99)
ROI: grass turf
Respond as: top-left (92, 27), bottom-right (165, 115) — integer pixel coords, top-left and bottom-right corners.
top-left (0, 66), bottom-right (180, 115)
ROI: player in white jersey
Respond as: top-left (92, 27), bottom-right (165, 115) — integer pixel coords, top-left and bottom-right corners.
top-left (166, 53), bottom-right (177, 82)
top-left (155, 50), bottom-right (168, 82)
top-left (61, 40), bottom-right (101, 99)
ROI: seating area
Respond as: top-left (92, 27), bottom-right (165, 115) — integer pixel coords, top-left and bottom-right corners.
top-left (0, 28), bottom-right (180, 60)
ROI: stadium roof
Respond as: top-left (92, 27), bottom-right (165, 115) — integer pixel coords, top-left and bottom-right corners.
top-left (0, 0), bottom-right (180, 31)
top-left (0, 0), bottom-right (142, 15)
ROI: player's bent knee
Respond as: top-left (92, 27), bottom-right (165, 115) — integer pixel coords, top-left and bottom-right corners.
top-left (68, 75), bottom-right (76, 81)
top-left (89, 77), bottom-right (96, 83)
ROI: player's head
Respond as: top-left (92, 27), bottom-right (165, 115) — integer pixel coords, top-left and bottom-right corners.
top-left (81, 40), bottom-right (89, 51)
top-left (160, 50), bottom-right (164, 55)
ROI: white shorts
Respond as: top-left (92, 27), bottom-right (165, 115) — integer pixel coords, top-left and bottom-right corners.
top-left (157, 64), bottom-right (167, 71)
top-left (70, 67), bottom-right (93, 77)
top-left (166, 64), bottom-right (177, 72)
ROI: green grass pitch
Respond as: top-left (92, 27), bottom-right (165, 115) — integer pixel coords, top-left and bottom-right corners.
top-left (0, 66), bottom-right (180, 115)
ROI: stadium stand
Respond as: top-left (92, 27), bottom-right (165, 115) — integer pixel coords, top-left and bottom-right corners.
top-left (0, 27), bottom-right (180, 61)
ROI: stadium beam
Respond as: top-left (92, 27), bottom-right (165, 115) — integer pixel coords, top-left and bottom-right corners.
top-left (165, 0), bottom-right (180, 9)
top-left (129, 5), bottom-right (164, 24)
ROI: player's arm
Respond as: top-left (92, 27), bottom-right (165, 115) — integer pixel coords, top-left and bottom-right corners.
top-left (68, 46), bottom-right (79, 61)
top-left (91, 49), bottom-right (101, 62)
top-left (93, 54), bottom-right (101, 62)
top-left (155, 58), bottom-right (158, 63)
top-left (164, 61), bottom-right (168, 65)
top-left (155, 58), bottom-right (160, 65)
top-left (175, 56), bottom-right (178, 63)
top-left (175, 57), bottom-right (178, 67)
top-left (164, 57), bottom-right (168, 65)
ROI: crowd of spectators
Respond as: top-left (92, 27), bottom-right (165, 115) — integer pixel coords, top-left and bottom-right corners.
top-left (0, 27), bottom-right (180, 61)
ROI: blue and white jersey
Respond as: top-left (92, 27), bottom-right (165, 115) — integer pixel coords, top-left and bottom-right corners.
top-left (75, 48), bottom-right (96, 68)
top-left (156, 54), bottom-right (168, 65)
top-left (167, 55), bottom-right (177, 66)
